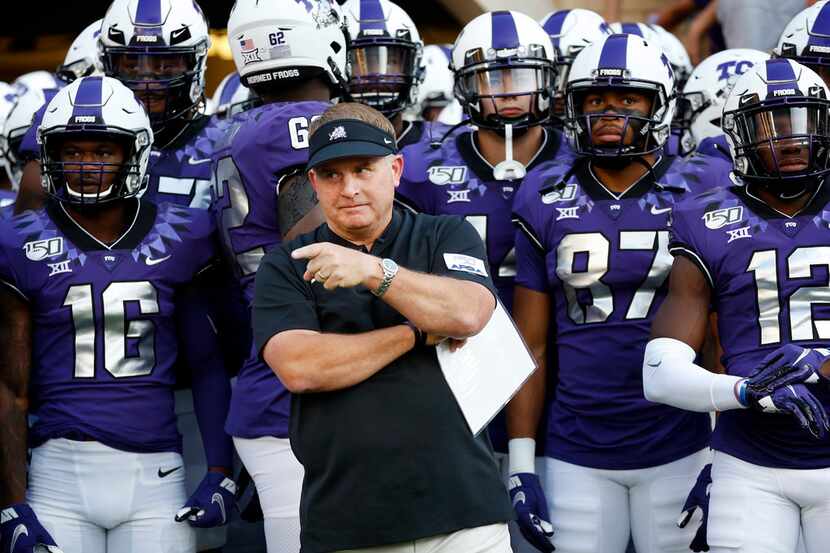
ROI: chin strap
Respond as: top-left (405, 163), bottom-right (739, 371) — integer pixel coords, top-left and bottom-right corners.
top-left (493, 123), bottom-right (527, 181)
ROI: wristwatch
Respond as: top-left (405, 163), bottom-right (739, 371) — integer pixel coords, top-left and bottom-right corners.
top-left (371, 258), bottom-right (399, 297)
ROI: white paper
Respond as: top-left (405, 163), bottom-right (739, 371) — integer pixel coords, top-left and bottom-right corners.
top-left (436, 301), bottom-right (538, 435)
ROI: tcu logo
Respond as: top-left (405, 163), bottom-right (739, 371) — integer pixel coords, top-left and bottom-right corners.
top-left (428, 166), bottom-right (467, 186)
top-left (716, 60), bottom-right (755, 82)
top-left (703, 206), bottom-right (744, 229)
top-left (24, 237), bottom-right (64, 261)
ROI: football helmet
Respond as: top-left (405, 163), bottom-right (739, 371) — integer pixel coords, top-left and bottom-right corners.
top-left (678, 49), bottom-right (770, 154)
top-left (1, 86), bottom-right (53, 188)
top-left (610, 22), bottom-right (692, 91)
top-left (566, 33), bottom-right (676, 158)
top-left (722, 58), bottom-right (830, 198)
top-left (211, 71), bottom-right (261, 118)
top-left (58, 19), bottom-right (105, 83)
top-left (414, 44), bottom-right (455, 120)
top-left (227, 0), bottom-right (349, 96)
top-left (12, 71), bottom-right (62, 97)
top-left (38, 75), bottom-right (153, 204)
top-left (539, 9), bottom-right (611, 113)
top-left (99, 0), bottom-right (210, 132)
top-left (452, 10), bottom-right (556, 131)
top-left (776, 0), bottom-right (830, 84)
top-left (343, 0), bottom-right (424, 117)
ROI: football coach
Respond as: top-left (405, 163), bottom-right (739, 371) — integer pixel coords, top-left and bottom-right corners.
top-left (252, 102), bottom-right (513, 553)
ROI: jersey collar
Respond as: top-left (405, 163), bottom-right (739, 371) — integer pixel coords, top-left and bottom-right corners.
top-left (735, 178), bottom-right (830, 220)
top-left (456, 127), bottom-right (561, 183)
top-left (576, 155), bottom-right (676, 201)
top-left (46, 198), bottom-right (157, 252)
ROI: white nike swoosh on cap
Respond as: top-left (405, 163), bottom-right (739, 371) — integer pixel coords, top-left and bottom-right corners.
top-left (384, 138), bottom-right (393, 144)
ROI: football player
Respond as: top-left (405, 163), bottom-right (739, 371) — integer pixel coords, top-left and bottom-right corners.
top-left (342, 0), bottom-right (430, 148)
top-left (507, 33), bottom-right (712, 553)
top-left (539, 8), bottom-right (611, 128)
top-left (56, 19), bottom-right (105, 84)
top-left (210, 72), bottom-right (261, 119)
top-left (777, 0), bottom-right (830, 87)
top-left (412, 44), bottom-right (462, 125)
top-left (209, 1), bottom-right (349, 551)
top-left (643, 57), bottom-right (830, 553)
top-left (394, 10), bottom-right (571, 553)
top-left (0, 75), bottom-right (234, 553)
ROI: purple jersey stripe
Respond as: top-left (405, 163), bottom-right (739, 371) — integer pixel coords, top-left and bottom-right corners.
top-left (359, 0), bottom-right (386, 32)
top-left (71, 76), bottom-right (104, 122)
top-left (491, 11), bottom-right (520, 51)
top-left (620, 22), bottom-right (643, 37)
top-left (134, 0), bottom-right (162, 25)
top-left (542, 10), bottom-right (570, 48)
top-left (598, 34), bottom-right (629, 70)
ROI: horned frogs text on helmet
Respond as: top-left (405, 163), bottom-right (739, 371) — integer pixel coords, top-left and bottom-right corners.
top-left (228, 0), bottom-right (349, 95)
top-left (722, 58), bottom-right (830, 199)
top-left (678, 48), bottom-right (770, 155)
top-left (98, 0), bottom-right (210, 132)
top-left (452, 10), bottom-right (556, 130)
top-left (539, 9), bottom-right (611, 109)
top-left (566, 33), bottom-right (676, 158)
top-left (211, 71), bottom-right (261, 118)
top-left (343, 0), bottom-right (424, 117)
top-left (776, 0), bottom-right (830, 83)
top-left (609, 22), bottom-right (692, 91)
top-left (58, 19), bottom-right (105, 83)
top-left (38, 75), bottom-right (153, 204)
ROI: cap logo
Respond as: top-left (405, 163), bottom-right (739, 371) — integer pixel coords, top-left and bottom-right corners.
top-left (329, 126), bottom-right (347, 141)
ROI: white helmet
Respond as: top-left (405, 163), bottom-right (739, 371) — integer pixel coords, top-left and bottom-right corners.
top-left (722, 58), bottom-right (830, 198)
top-left (99, 0), bottom-right (210, 131)
top-left (211, 71), bottom-right (261, 117)
top-left (0, 82), bottom-right (16, 131)
top-left (228, 0), bottom-right (349, 95)
top-left (678, 48), bottom-right (770, 154)
top-left (39, 76), bottom-right (153, 204)
top-left (566, 33), bottom-right (676, 157)
top-left (776, 1), bottom-right (830, 78)
top-left (58, 19), bottom-right (105, 83)
top-left (415, 45), bottom-right (454, 117)
top-left (1, 87), bottom-right (51, 188)
top-left (540, 9), bottom-right (611, 96)
top-left (452, 10), bottom-right (556, 130)
top-left (609, 22), bottom-right (692, 90)
top-left (12, 71), bottom-right (62, 97)
top-left (343, 0), bottom-right (424, 117)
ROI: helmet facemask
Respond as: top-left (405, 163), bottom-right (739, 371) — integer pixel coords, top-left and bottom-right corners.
top-left (41, 128), bottom-right (151, 206)
top-left (724, 95), bottom-right (830, 199)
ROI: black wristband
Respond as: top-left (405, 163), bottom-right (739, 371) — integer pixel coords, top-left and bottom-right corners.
top-left (404, 320), bottom-right (425, 347)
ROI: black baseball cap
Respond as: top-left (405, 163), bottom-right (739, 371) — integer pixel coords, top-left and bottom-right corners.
top-left (306, 119), bottom-right (398, 171)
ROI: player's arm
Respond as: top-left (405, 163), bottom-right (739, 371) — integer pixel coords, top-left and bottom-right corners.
top-left (643, 256), bottom-right (745, 411)
top-left (0, 287), bottom-right (32, 505)
top-left (13, 160), bottom-right (45, 215)
top-left (278, 170), bottom-right (325, 241)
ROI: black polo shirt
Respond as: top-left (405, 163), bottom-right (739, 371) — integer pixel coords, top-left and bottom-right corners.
top-left (253, 208), bottom-right (512, 553)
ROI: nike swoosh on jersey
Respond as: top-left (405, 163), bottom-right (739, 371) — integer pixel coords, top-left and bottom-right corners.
top-left (650, 206), bottom-right (673, 215)
top-left (211, 492), bottom-right (226, 524)
top-left (187, 157), bottom-right (212, 165)
top-left (11, 524), bottom-right (28, 551)
top-left (145, 255), bottom-right (172, 266)
top-left (158, 466), bottom-right (182, 478)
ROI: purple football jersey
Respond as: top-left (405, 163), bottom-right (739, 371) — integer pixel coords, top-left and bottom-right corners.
top-left (0, 200), bottom-right (216, 454)
top-left (396, 128), bottom-right (575, 312)
top-left (513, 155), bottom-right (712, 469)
top-left (210, 101), bottom-right (330, 439)
top-left (695, 135), bottom-right (732, 162)
top-left (670, 183), bottom-right (830, 469)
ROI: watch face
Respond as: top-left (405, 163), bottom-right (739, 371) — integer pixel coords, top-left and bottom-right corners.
top-left (382, 258), bottom-right (398, 273)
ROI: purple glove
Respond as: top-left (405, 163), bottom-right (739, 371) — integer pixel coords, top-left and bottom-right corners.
top-left (0, 504), bottom-right (63, 553)
top-left (740, 382), bottom-right (830, 440)
top-left (175, 472), bottom-right (237, 528)
top-left (747, 345), bottom-right (830, 391)
top-left (508, 473), bottom-right (555, 552)
top-left (677, 464), bottom-right (712, 552)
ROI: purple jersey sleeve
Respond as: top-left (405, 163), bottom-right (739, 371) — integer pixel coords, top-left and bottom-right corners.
top-left (514, 229), bottom-right (548, 292)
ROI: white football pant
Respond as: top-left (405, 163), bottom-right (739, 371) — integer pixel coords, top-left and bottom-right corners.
top-left (332, 522), bottom-right (511, 553)
top-left (27, 438), bottom-right (195, 553)
top-left (542, 448), bottom-right (710, 553)
top-left (708, 451), bottom-right (830, 553)
top-left (233, 436), bottom-right (302, 553)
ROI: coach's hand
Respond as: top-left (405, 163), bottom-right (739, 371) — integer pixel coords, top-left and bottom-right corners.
top-left (292, 242), bottom-right (378, 291)
top-left (0, 504), bottom-right (63, 553)
top-left (677, 463), bottom-right (712, 552)
top-left (741, 382), bottom-right (830, 439)
top-left (747, 345), bottom-right (830, 391)
top-left (175, 472), bottom-right (237, 528)
top-left (508, 473), bottom-right (555, 552)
